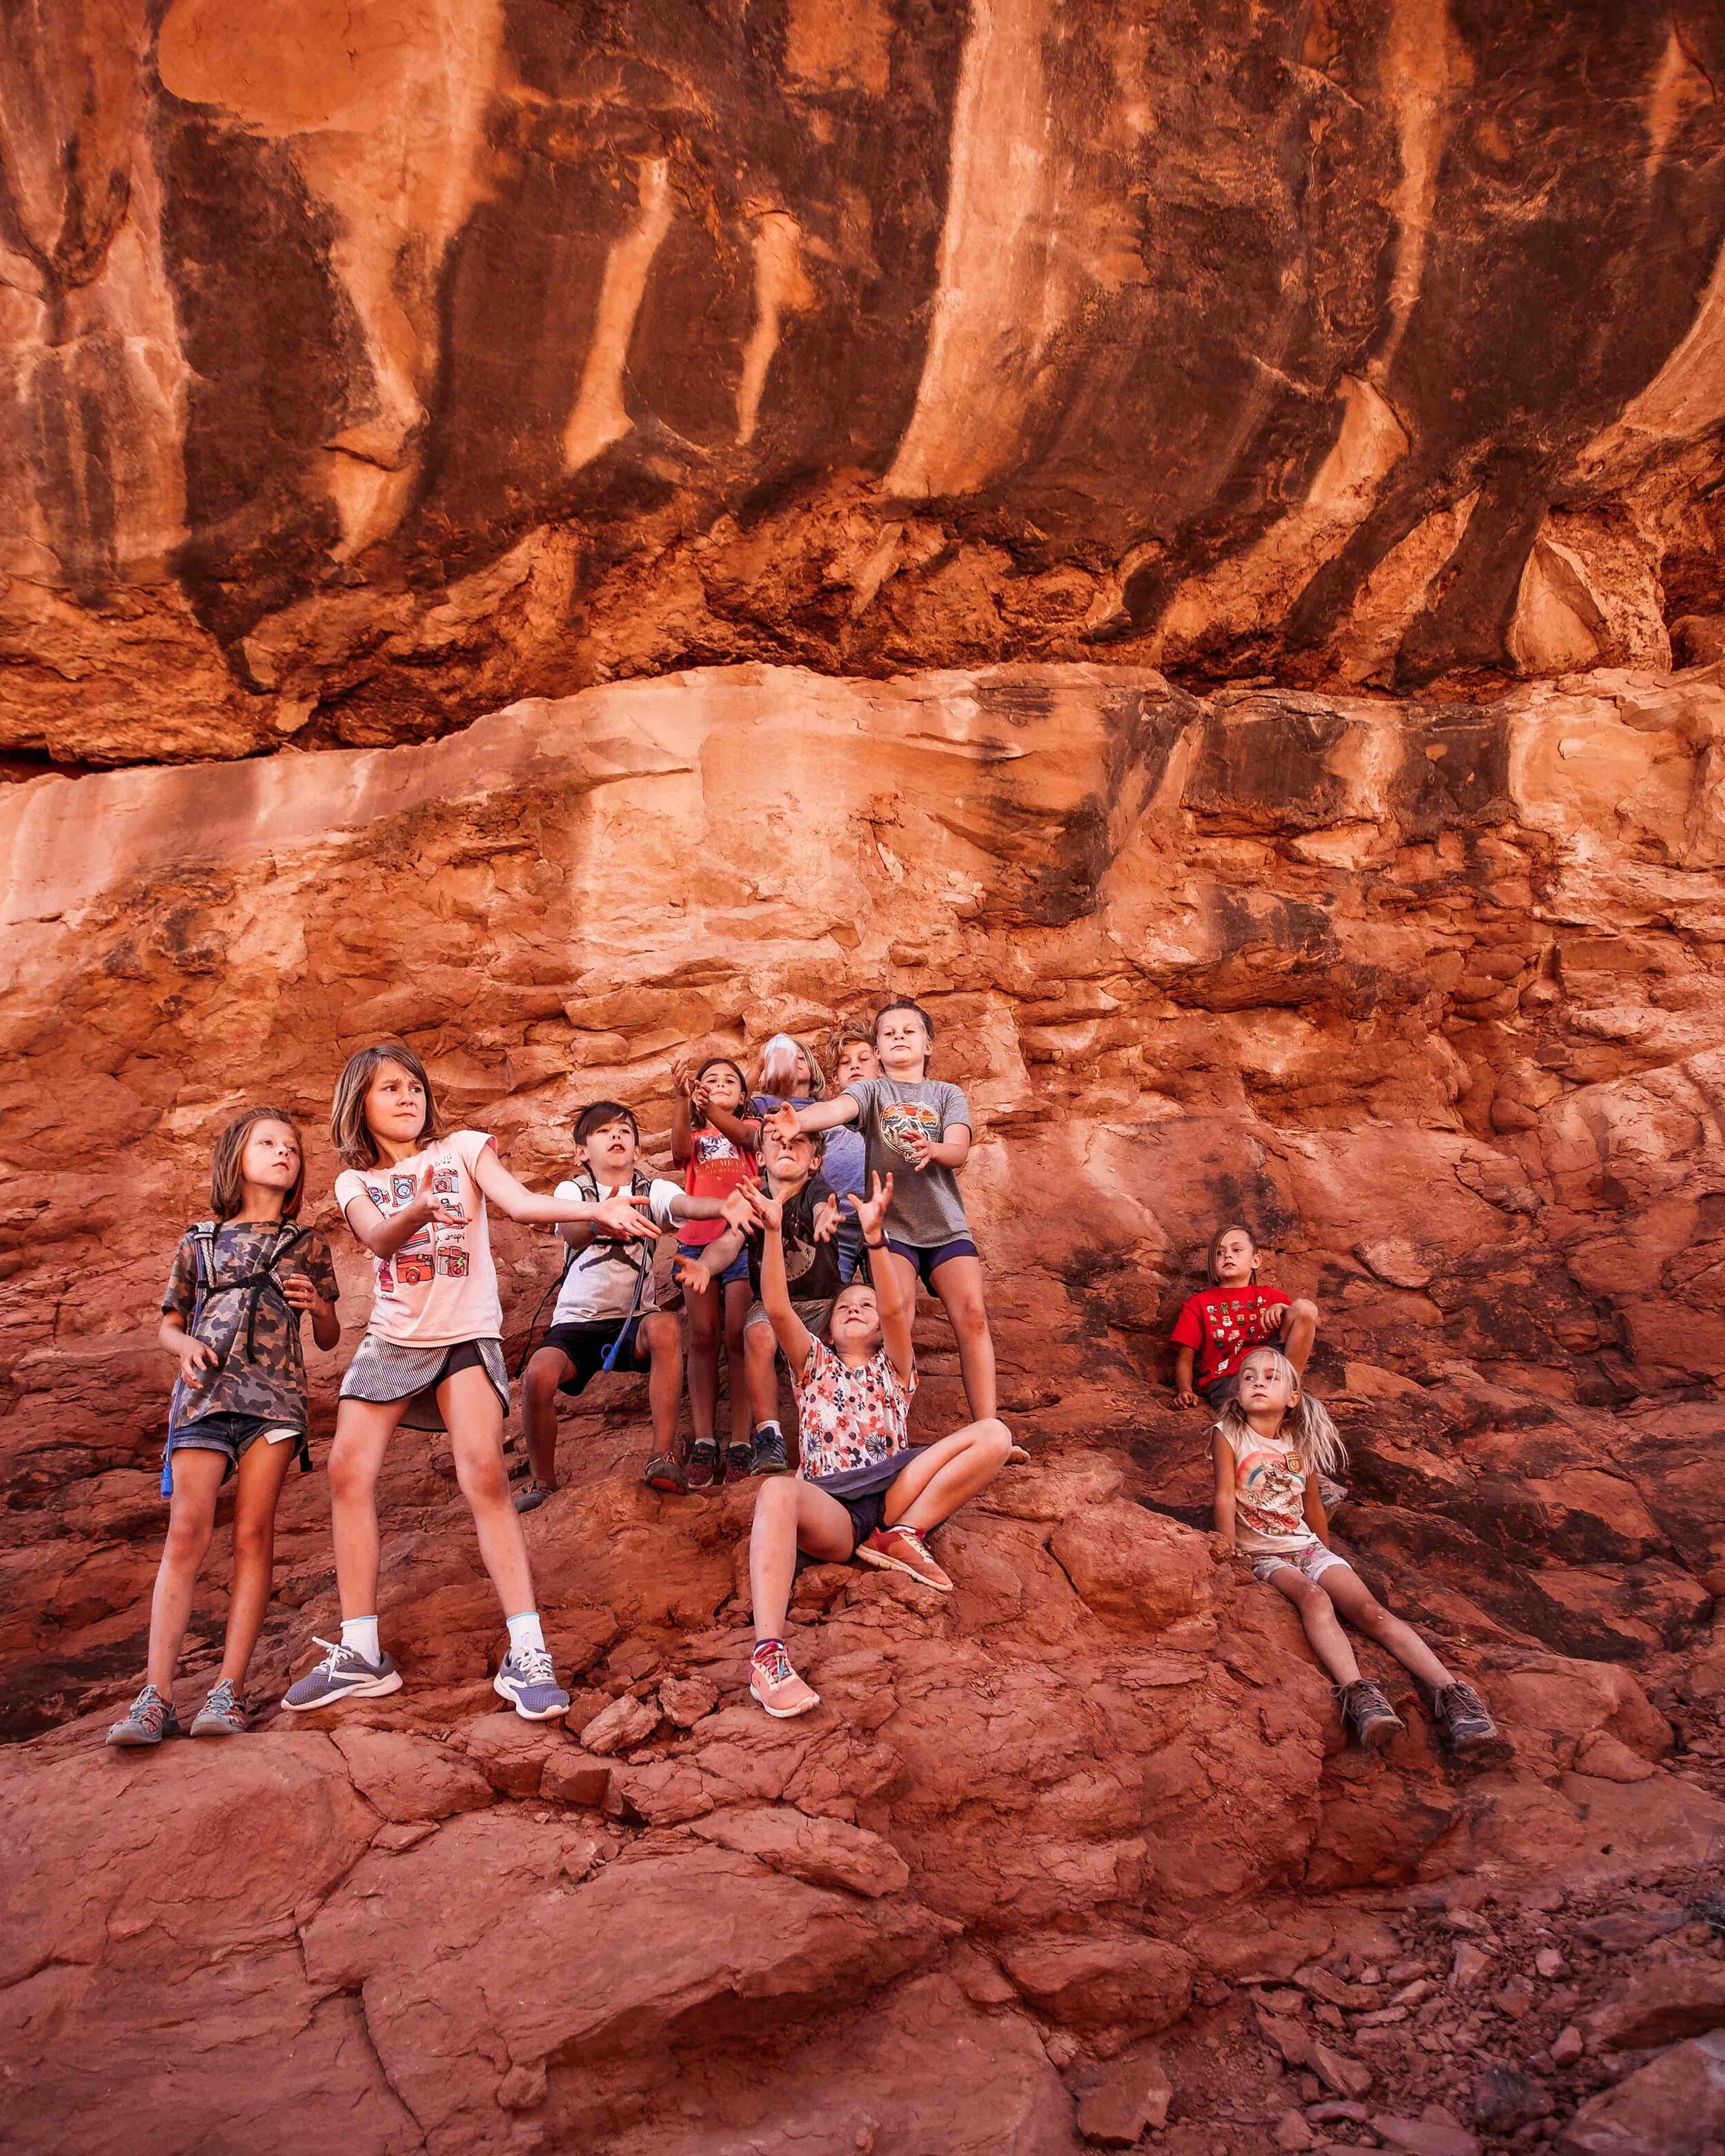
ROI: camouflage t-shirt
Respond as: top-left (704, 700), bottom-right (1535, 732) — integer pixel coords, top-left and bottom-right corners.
top-left (161, 1221), bottom-right (339, 1433)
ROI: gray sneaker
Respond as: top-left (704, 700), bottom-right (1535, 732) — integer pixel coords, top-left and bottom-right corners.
top-left (106, 1683), bottom-right (181, 1748)
top-left (280, 1637), bottom-right (403, 1712)
top-left (190, 1679), bottom-right (248, 1737)
top-left (493, 1644), bottom-right (569, 1721)
top-left (513, 1479), bottom-right (552, 1514)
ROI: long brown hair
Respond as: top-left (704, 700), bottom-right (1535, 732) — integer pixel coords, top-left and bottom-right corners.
top-left (209, 1107), bottom-right (306, 1222)
top-left (331, 1041), bottom-right (439, 1169)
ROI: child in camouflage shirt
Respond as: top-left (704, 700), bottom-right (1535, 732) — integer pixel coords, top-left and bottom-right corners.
top-left (107, 1107), bottom-right (340, 1748)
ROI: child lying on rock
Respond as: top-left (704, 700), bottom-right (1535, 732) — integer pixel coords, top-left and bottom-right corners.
top-left (108, 1107), bottom-right (341, 1748)
top-left (515, 1100), bottom-right (729, 1510)
top-left (1212, 1346), bottom-right (1501, 1757)
top-left (745, 1171), bottom-right (1012, 1719)
top-left (673, 1116), bottom-right (842, 1479)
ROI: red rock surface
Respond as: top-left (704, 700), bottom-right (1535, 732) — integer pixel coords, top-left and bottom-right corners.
top-left (1, 657), bottom-right (1722, 2149)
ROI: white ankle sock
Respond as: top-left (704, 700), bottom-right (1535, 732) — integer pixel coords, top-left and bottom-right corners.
top-left (341, 1616), bottom-right (380, 1664)
top-left (506, 1610), bottom-right (546, 1659)
top-left (756, 1420), bottom-right (782, 1441)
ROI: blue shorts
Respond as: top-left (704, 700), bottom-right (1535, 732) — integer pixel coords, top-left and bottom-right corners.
top-left (677, 1239), bottom-right (749, 1287)
top-left (883, 1235), bottom-right (979, 1289)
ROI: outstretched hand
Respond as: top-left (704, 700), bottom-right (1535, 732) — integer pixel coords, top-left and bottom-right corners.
top-left (740, 1181), bottom-right (784, 1234)
top-left (176, 1334), bottom-right (219, 1389)
top-left (898, 1127), bottom-right (934, 1171)
top-left (1174, 1387), bottom-right (1200, 1410)
top-left (812, 1194), bottom-right (839, 1243)
top-left (765, 1103), bottom-right (801, 1145)
top-left (671, 1055), bottom-right (695, 1099)
top-left (720, 1185), bottom-right (758, 1234)
top-left (672, 1255), bottom-right (712, 1296)
top-left (846, 1171), bottom-right (893, 1243)
top-left (591, 1191), bottom-right (657, 1241)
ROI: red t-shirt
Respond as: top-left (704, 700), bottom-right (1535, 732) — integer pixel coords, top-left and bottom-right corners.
top-left (681, 1126), bottom-right (758, 1247)
top-left (1171, 1283), bottom-right (1291, 1388)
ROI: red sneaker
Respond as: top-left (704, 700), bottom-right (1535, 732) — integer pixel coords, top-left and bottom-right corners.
top-left (749, 1640), bottom-right (820, 1719)
top-left (858, 1525), bottom-right (952, 1593)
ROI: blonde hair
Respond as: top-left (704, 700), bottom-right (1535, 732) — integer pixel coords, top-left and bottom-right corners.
top-left (1217, 1348), bottom-right (1347, 1479)
top-left (331, 1041), bottom-right (439, 1169)
top-left (753, 1032), bottom-right (827, 1099)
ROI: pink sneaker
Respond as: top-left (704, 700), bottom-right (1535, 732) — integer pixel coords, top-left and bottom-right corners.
top-left (749, 1640), bottom-right (820, 1719)
top-left (858, 1525), bottom-right (952, 1593)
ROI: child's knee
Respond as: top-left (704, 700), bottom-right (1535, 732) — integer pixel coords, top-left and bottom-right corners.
top-left (523, 1356), bottom-right (562, 1406)
top-left (752, 1475), bottom-right (798, 1532)
top-left (164, 1510), bottom-right (211, 1563)
top-left (1288, 1296), bottom-right (1319, 1326)
top-left (974, 1417), bottom-right (1012, 1467)
top-left (231, 1514), bottom-right (273, 1565)
top-left (328, 1447), bottom-right (371, 1504)
top-left (461, 1451), bottom-right (511, 1510)
top-left (1353, 1596), bottom-right (1392, 1634)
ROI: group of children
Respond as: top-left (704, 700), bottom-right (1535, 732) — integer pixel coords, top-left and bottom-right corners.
top-left (106, 998), bottom-right (1499, 1761)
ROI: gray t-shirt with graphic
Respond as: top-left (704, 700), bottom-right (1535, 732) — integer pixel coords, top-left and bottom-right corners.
top-left (842, 1077), bottom-right (974, 1249)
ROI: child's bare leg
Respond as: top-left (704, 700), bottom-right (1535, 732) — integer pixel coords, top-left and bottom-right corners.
top-left (521, 1346), bottom-right (573, 1487)
top-left (1279, 1296), bottom-right (1319, 1376)
top-left (722, 1279), bottom-right (752, 1446)
top-left (928, 1253), bottom-right (998, 1421)
top-left (884, 1417), bottom-right (1012, 1535)
top-left (329, 1396), bottom-right (405, 1619)
top-left (749, 1476), bottom-right (855, 1641)
top-left (441, 1365), bottom-right (535, 1617)
top-left (1319, 1563), bottom-right (1452, 1690)
top-left (743, 1319), bottom-right (781, 1427)
top-left (639, 1312), bottom-right (684, 1454)
top-left (686, 1286), bottom-right (720, 1443)
top-left (145, 1450), bottom-right (226, 1691)
top-left (219, 1436), bottom-right (296, 1688)
top-left (1267, 1566), bottom-right (1362, 1687)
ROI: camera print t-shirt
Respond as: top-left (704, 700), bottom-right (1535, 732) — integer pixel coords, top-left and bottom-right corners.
top-left (1170, 1284), bottom-right (1291, 1388)
top-left (1217, 1421), bottom-right (1317, 1555)
top-left (681, 1126), bottom-right (758, 1248)
top-left (551, 1176), bottom-right (683, 1326)
top-left (841, 1077), bottom-right (972, 1249)
top-left (333, 1129), bottom-right (502, 1348)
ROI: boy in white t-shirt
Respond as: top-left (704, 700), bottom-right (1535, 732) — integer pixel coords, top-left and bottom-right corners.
top-left (516, 1101), bottom-right (727, 1507)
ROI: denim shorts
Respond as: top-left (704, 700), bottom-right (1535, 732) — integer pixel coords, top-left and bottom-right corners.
top-left (677, 1239), bottom-right (749, 1287)
top-left (164, 1412), bottom-right (302, 1494)
top-left (1250, 1543), bottom-right (1350, 1587)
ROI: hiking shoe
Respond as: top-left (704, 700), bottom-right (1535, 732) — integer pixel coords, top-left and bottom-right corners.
top-left (106, 1684), bottom-right (180, 1748)
top-left (749, 1640), bottom-right (820, 1720)
top-left (190, 1679), bottom-right (248, 1737)
top-left (725, 1435), bottom-right (756, 1481)
top-left (1423, 1678), bottom-right (1504, 1755)
top-left (687, 1438), bottom-right (719, 1490)
top-left (751, 1426), bottom-right (790, 1476)
top-left (858, 1525), bottom-right (953, 1594)
top-left (494, 1645), bottom-right (570, 1721)
top-left (513, 1479), bottom-right (552, 1514)
top-left (644, 1452), bottom-right (688, 1495)
top-left (280, 1639), bottom-right (402, 1712)
top-left (1339, 1677), bottom-right (1405, 1751)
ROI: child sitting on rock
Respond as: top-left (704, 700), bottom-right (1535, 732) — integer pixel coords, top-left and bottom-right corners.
top-left (825, 1025), bottom-right (878, 1283)
top-left (745, 1171), bottom-right (1012, 1719)
top-left (766, 998), bottom-right (1004, 1438)
top-left (1212, 1345), bottom-right (1501, 1756)
top-left (671, 1052), bottom-right (760, 1485)
top-left (674, 1116), bottom-right (842, 1478)
top-left (281, 1042), bottom-right (653, 1723)
top-left (108, 1108), bottom-right (342, 1748)
top-left (1172, 1222), bottom-right (1319, 1413)
top-left (515, 1100), bottom-right (730, 1511)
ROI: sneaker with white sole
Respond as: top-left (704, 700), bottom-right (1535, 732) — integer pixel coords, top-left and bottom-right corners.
top-left (749, 1639), bottom-right (820, 1719)
top-left (857, 1524), bottom-right (953, 1593)
top-left (190, 1679), bottom-right (248, 1737)
top-left (106, 1683), bottom-right (181, 1748)
top-left (494, 1645), bottom-right (570, 1721)
top-left (280, 1638), bottom-right (403, 1712)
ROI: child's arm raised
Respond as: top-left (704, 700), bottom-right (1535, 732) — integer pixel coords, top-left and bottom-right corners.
top-left (852, 1173), bottom-right (912, 1382)
top-left (670, 1056), bottom-right (696, 1166)
top-left (698, 1095), bottom-right (762, 1151)
top-left (749, 1185), bottom-right (815, 1372)
top-left (1173, 1345), bottom-right (1199, 1410)
top-left (669, 1192), bottom-right (729, 1224)
top-left (1211, 1430), bottom-right (1237, 1557)
top-left (673, 1223), bottom-right (744, 1298)
top-left (470, 1143), bottom-right (655, 1241)
top-left (765, 1094), bottom-right (860, 1142)
top-left (340, 1162), bottom-right (449, 1259)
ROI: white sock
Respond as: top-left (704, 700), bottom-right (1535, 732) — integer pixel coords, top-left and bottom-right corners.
top-left (506, 1610), bottom-right (546, 1659)
top-left (341, 1616), bottom-right (380, 1664)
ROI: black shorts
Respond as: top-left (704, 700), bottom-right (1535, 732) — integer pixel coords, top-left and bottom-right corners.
top-left (882, 1235), bottom-right (979, 1289)
top-left (537, 1320), bottom-right (646, 1396)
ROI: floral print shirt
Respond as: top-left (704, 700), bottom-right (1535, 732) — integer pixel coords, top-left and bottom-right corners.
top-left (793, 1336), bottom-right (917, 1483)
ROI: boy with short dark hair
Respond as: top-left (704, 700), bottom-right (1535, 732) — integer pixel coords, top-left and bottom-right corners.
top-left (673, 1118), bottom-right (840, 1478)
top-left (515, 1101), bottom-right (726, 1507)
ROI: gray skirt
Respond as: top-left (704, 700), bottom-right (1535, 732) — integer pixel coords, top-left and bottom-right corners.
top-left (338, 1336), bottom-right (509, 1433)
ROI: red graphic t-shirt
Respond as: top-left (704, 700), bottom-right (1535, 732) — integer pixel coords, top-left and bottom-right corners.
top-left (1171, 1283), bottom-right (1291, 1388)
top-left (680, 1127), bottom-right (758, 1247)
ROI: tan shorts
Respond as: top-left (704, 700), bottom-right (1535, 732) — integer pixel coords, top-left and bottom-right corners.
top-left (1250, 1543), bottom-right (1350, 1588)
top-left (744, 1295), bottom-right (834, 1340)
